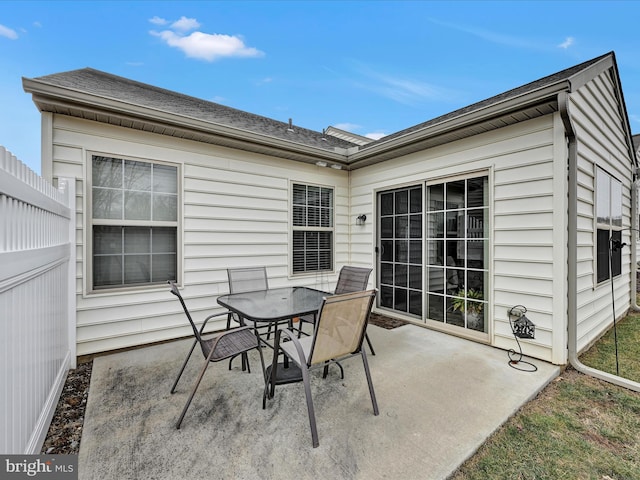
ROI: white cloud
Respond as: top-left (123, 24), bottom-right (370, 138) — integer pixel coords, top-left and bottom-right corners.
top-left (630, 114), bottom-right (640, 124)
top-left (151, 30), bottom-right (264, 61)
top-left (150, 17), bottom-right (264, 62)
top-left (149, 16), bottom-right (168, 26)
top-left (33, 21), bottom-right (42, 28)
top-left (365, 132), bottom-right (386, 140)
top-left (171, 16), bottom-right (200, 32)
top-left (0, 24), bottom-right (18, 40)
top-left (558, 36), bottom-right (575, 49)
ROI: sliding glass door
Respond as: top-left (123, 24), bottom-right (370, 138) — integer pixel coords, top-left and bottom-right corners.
top-left (377, 175), bottom-right (489, 333)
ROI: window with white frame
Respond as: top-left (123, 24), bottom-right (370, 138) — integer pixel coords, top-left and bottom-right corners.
top-left (292, 183), bottom-right (333, 274)
top-left (596, 167), bottom-right (622, 283)
top-left (90, 155), bottom-right (178, 290)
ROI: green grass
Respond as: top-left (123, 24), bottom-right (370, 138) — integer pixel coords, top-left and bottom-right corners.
top-left (451, 310), bottom-right (640, 480)
top-left (581, 312), bottom-right (640, 383)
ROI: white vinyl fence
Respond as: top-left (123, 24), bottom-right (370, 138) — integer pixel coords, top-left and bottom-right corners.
top-left (0, 146), bottom-right (76, 454)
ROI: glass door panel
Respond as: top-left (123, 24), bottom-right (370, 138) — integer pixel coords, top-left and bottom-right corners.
top-left (378, 185), bottom-right (423, 317)
top-left (425, 176), bottom-right (488, 333)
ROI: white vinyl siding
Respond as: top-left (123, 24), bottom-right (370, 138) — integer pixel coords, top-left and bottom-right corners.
top-left (569, 70), bottom-right (634, 353)
top-left (351, 115), bottom-right (563, 363)
top-left (49, 115), bottom-right (348, 355)
top-left (351, 71), bottom-right (634, 364)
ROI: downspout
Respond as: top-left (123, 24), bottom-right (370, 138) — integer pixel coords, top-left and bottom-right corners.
top-left (347, 166), bottom-right (353, 268)
top-left (560, 91), bottom-right (640, 392)
top-left (631, 169), bottom-right (640, 311)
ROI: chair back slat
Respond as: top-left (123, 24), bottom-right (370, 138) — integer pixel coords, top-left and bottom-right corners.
top-left (334, 266), bottom-right (372, 294)
top-left (168, 282), bottom-right (202, 342)
top-left (309, 289), bottom-right (376, 365)
top-left (227, 267), bottom-right (269, 294)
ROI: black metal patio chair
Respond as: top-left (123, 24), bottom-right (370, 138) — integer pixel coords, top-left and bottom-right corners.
top-left (226, 266), bottom-right (269, 328)
top-left (168, 281), bottom-right (266, 429)
top-left (226, 267), bottom-right (279, 370)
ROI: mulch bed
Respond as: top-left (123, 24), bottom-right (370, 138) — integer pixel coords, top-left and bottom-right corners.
top-left (40, 313), bottom-right (406, 455)
top-left (41, 361), bottom-right (92, 455)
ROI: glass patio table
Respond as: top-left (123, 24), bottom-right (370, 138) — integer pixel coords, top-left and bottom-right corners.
top-left (217, 286), bottom-right (329, 385)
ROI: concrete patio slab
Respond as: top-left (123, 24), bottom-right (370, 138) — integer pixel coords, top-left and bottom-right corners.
top-left (78, 324), bottom-right (559, 479)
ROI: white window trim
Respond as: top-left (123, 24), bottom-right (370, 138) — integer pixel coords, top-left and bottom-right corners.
top-left (85, 152), bottom-right (182, 295)
top-left (594, 166), bottom-right (623, 285)
top-left (289, 180), bottom-right (335, 277)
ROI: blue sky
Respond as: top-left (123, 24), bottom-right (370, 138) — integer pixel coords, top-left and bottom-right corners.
top-left (2, 1), bottom-right (640, 174)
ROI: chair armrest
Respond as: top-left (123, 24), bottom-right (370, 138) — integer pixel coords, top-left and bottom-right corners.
top-left (213, 325), bottom-right (254, 338)
top-left (200, 310), bottom-right (233, 334)
top-left (274, 328), bottom-right (307, 366)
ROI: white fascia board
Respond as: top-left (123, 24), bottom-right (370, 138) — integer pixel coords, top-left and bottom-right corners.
top-left (566, 54), bottom-right (613, 90)
top-left (22, 78), bottom-right (349, 163)
top-left (347, 81), bottom-right (570, 163)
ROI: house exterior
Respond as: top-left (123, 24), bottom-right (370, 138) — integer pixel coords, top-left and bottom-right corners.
top-left (22, 51), bottom-right (637, 365)
top-left (635, 134), bottom-right (640, 267)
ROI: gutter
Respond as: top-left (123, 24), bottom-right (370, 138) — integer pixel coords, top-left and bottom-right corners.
top-left (348, 81), bottom-right (569, 165)
top-left (560, 91), bottom-right (640, 392)
top-left (22, 78), bottom-right (350, 166)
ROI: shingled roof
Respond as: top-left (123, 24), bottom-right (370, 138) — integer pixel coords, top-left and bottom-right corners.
top-left (23, 51), bottom-right (632, 169)
top-left (359, 52), bottom-right (613, 150)
top-left (27, 67), bottom-right (357, 152)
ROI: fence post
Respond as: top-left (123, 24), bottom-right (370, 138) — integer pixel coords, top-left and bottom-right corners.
top-left (58, 177), bottom-right (77, 369)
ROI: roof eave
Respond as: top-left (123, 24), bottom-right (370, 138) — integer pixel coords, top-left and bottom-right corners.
top-left (347, 80), bottom-right (570, 167)
top-left (22, 77), bottom-right (350, 167)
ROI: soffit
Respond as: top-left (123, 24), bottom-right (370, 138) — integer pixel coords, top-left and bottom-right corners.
top-left (30, 94), bottom-right (350, 167)
top-left (348, 99), bottom-right (559, 169)
top-left (30, 93), bottom-right (558, 171)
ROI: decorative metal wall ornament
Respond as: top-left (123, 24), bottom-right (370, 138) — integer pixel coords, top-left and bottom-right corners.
top-left (507, 305), bottom-right (538, 372)
top-left (512, 312), bottom-right (535, 339)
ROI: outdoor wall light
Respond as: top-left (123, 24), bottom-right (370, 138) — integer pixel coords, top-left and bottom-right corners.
top-left (356, 214), bottom-right (367, 225)
top-left (315, 161), bottom-right (328, 167)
